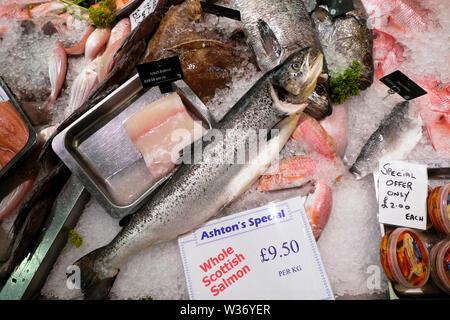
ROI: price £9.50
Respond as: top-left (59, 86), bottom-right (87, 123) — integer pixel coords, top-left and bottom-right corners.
top-left (260, 240), bottom-right (300, 263)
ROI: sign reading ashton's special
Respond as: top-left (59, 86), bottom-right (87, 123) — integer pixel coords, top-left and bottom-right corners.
top-left (178, 197), bottom-right (333, 300)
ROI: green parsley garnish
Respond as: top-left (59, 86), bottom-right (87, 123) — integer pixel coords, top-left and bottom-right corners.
top-left (329, 60), bottom-right (361, 105)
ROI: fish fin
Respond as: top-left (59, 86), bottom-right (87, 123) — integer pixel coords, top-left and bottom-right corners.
top-left (257, 19), bottom-right (282, 64)
top-left (73, 247), bottom-right (118, 300)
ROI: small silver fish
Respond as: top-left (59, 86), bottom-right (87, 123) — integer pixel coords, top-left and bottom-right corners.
top-left (74, 47), bottom-right (324, 299)
top-left (350, 101), bottom-right (422, 179)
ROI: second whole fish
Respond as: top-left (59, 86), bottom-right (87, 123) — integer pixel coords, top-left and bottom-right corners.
top-left (349, 101), bottom-right (422, 179)
top-left (73, 47), bottom-right (324, 299)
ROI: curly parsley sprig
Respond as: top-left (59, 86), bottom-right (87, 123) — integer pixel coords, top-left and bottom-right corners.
top-left (329, 60), bottom-right (361, 105)
top-left (60, 0), bottom-right (116, 29)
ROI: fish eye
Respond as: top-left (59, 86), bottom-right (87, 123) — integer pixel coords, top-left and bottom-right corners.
top-left (292, 62), bottom-right (301, 71)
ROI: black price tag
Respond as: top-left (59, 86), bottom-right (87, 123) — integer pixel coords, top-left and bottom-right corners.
top-left (327, 0), bottom-right (354, 18)
top-left (380, 71), bottom-right (427, 100)
top-left (136, 56), bottom-right (184, 92)
top-left (200, 2), bottom-right (241, 21)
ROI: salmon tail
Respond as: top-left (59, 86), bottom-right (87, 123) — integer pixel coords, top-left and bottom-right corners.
top-left (73, 247), bottom-right (118, 300)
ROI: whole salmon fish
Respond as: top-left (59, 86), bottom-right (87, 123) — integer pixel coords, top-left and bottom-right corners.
top-left (74, 47), bottom-right (324, 299)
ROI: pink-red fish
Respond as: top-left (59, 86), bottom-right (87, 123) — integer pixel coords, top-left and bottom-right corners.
top-left (372, 29), bottom-right (405, 80)
top-left (98, 18), bottom-right (131, 81)
top-left (0, 175), bottom-right (35, 221)
top-left (419, 107), bottom-right (450, 158)
top-left (257, 156), bottom-right (319, 191)
top-left (29, 1), bottom-right (65, 17)
top-left (84, 27), bottom-right (110, 62)
top-left (362, 0), bottom-right (434, 33)
top-left (65, 25), bottom-right (95, 55)
top-left (320, 105), bottom-right (348, 158)
top-left (67, 56), bottom-right (99, 117)
top-left (304, 181), bottom-right (332, 241)
top-left (418, 80), bottom-right (450, 115)
top-left (0, 4), bottom-right (31, 19)
top-left (46, 40), bottom-right (67, 105)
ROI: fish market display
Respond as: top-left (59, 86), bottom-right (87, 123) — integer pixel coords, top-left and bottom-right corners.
top-left (123, 92), bottom-right (203, 180)
top-left (311, 0), bottom-right (374, 90)
top-left (0, 101), bottom-right (29, 169)
top-left (231, 0), bottom-right (332, 119)
top-left (350, 101), bottom-right (422, 179)
top-left (74, 48), bottom-right (323, 299)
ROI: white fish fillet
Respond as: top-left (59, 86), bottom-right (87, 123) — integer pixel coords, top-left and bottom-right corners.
top-left (123, 93), bottom-right (204, 180)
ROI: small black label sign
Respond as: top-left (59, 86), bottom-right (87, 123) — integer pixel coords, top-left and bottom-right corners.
top-left (380, 71), bottom-right (427, 100)
top-left (327, 0), bottom-right (354, 18)
top-left (200, 2), bottom-right (241, 21)
top-left (136, 56), bottom-right (184, 92)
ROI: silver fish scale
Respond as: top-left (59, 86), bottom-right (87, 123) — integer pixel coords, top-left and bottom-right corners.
top-left (95, 77), bottom-right (284, 272)
top-left (232, 0), bottom-right (319, 71)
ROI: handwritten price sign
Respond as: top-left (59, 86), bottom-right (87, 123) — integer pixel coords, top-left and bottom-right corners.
top-left (378, 160), bottom-right (428, 229)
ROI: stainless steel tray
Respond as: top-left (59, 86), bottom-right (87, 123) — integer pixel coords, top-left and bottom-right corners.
top-left (374, 161), bottom-right (450, 299)
top-left (52, 75), bottom-right (214, 219)
top-left (0, 77), bottom-right (38, 180)
top-left (0, 175), bottom-right (90, 300)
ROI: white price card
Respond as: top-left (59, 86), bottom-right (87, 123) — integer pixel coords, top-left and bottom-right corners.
top-left (178, 197), bottom-right (334, 300)
top-left (129, 0), bottom-right (159, 30)
top-left (377, 159), bottom-right (428, 229)
top-left (0, 86), bottom-right (9, 102)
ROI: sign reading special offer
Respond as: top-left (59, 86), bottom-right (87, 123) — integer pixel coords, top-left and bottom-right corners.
top-left (377, 160), bottom-right (428, 229)
top-left (178, 197), bottom-right (334, 300)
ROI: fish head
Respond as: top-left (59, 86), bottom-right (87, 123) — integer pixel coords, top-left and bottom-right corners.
top-left (270, 47), bottom-right (324, 114)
